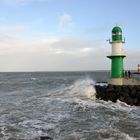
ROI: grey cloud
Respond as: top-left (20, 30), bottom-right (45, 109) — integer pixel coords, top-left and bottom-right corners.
top-left (0, 33), bottom-right (139, 71)
top-left (0, 36), bottom-right (110, 71)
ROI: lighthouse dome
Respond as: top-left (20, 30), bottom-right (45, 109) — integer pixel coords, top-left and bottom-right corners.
top-left (112, 26), bottom-right (122, 33)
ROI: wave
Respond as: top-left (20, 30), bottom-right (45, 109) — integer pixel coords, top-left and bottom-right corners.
top-left (68, 78), bottom-right (96, 100)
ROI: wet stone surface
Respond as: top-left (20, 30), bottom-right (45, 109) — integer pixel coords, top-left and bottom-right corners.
top-left (95, 85), bottom-right (140, 106)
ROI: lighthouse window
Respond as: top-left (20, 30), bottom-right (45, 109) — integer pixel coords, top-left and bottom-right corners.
top-left (116, 32), bottom-right (122, 35)
top-left (112, 32), bottom-right (122, 35)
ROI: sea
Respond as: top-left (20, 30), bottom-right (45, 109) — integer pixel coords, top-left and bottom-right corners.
top-left (0, 71), bottom-right (140, 140)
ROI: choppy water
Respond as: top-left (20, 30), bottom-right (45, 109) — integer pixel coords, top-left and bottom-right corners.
top-left (0, 72), bottom-right (140, 140)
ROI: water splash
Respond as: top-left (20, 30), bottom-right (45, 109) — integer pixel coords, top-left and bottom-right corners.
top-left (68, 78), bottom-right (96, 100)
top-left (94, 129), bottom-right (137, 140)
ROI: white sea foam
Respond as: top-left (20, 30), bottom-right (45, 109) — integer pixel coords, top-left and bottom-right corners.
top-left (68, 78), bottom-right (96, 100)
top-left (27, 77), bottom-right (139, 140)
top-left (97, 129), bottom-right (137, 140)
top-left (31, 77), bottom-right (36, 81)
top-left (45, 78), bottom-right (97, 102)
top-left (1, 73), bottom-right (140, 140)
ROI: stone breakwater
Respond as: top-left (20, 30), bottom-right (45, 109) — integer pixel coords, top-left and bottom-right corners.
top-left (95, 85), bottom-right (140, 106)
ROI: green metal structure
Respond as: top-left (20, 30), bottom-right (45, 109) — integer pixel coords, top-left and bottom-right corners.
top-left (112, 26), bottom-right (123, 42)
top-left (107, 56), bottom-right (125, 78)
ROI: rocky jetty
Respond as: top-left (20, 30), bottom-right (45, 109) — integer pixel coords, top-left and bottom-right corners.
top-left (95, 85), bottom-right (140, 106)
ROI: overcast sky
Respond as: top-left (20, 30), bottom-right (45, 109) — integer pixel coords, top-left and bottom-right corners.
top-left (0, 0), bottom-right (140, 71)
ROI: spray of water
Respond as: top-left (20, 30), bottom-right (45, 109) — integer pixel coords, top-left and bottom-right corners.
top-left (68, 78), bottom-right (96, 100)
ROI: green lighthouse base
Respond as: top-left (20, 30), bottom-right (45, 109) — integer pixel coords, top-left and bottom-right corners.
top-left (107, 55), bottom-right (126, 78)
top-left (108, 78), bottom-right (140, 85)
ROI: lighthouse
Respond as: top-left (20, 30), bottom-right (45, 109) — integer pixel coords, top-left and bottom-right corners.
top-left (107, 26), bottom-right (126, 85)
top-left (95, 26), bottom-right (140, 106)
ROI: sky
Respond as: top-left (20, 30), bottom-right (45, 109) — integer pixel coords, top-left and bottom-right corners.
top-left (0, 0), bottom-right (140, 71)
